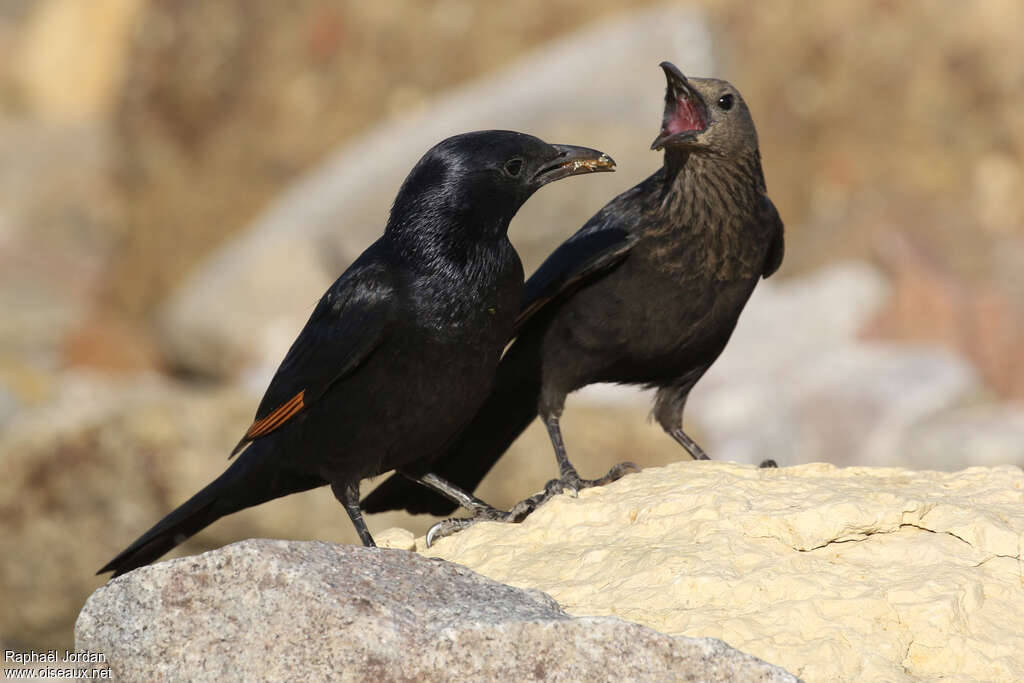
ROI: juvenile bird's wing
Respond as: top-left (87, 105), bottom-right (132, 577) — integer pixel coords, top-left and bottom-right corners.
top-left (231, 256), bottom-right (396, 456)
top-left (514, 222), bottom-right (638, 332)
top-left (760, 195), bottom-right (785, 278)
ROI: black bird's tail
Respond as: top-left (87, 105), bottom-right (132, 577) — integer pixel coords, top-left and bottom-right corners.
top-left (98, 441), bottom-right (325, 577)
top-left (361, 338), bottom-right (543, 516)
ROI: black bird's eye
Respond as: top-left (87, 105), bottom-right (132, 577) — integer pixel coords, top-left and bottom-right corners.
top-left (503, 158), bottom-right (524, 177)
top-left (717, 94), bottom-right (734, 111)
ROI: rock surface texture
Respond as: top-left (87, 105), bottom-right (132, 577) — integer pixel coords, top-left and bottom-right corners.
top-left (75, 539), bottom-right (797, 682)
top-left (422, 462), bottom-right (1024, 682)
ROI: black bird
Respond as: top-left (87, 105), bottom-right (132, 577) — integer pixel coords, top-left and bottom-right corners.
top-left (362, 63), bottom-right (784, 536)
top-left (99, 131), bottom-right (614, 576)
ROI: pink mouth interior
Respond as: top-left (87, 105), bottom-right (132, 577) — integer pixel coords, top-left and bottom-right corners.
top-left (663, 96), bottom-right (707, 136)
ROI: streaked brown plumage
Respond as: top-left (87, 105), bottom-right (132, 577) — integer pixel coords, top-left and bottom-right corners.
top-left (363, 63), bottom-right (784, 533)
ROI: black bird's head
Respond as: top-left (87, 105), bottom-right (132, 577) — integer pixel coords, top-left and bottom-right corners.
top-left (388, 131), bottom-right (615, 242)
top-left (650, 62), bottom-right (758, 159)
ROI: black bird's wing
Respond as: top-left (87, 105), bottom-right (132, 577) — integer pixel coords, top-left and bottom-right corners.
top-left (103, 256), bottom-right (397, 576)
top-left (362, 216), bottom-right (638, 517)
top-left (231, 257), bottom-right (396, 456)
top-left (514, 224), bottom-right (638, 333)
top-left (760, 195), bottom-right (785, 278)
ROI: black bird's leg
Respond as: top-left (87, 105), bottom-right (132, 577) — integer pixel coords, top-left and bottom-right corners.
top-left (332, 481), bottom-right (376, 547)
top-left (416, 472), bottom-right (501, 513)
top-left (421, 415), bottom-right (642, 545)
top-left (414, 473), bottom-right (524, 547)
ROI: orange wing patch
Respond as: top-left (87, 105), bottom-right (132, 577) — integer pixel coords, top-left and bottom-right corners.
top-left (245, 390), bottom-right (306, 439)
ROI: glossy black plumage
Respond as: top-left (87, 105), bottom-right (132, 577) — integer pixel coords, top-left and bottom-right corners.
top-left (363, 64), bottom-right (784, 519)
top-left (98, 131), bottom-right (614, 576)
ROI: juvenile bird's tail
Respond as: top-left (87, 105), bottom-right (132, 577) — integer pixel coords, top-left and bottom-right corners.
top-left (98, 442), bottom-right (325, 577)
top-left (361, 337), bottom-right (543, 516)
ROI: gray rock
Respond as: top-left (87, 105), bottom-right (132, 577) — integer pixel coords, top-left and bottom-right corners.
top-left (898, 403), bottom-right (1024, 469)
top-left (75, 539), bottom-right (799, 682)
top-left (700, 260), bottom-right (891, 379)
top-left (692, 342), bottom-right (979, 468)
top-left (156, 6), bottom-right (716, 380)
top-left (686, 262), bottom-right (983, 467)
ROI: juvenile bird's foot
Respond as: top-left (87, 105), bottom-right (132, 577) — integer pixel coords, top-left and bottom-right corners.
top-left (499, 461), bottom-right (642, 522)
top-left (557, 461), bottom-right (641, 496)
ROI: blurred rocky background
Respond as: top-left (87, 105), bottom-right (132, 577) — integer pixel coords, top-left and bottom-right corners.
top-left (2, 0), bottom-right (1023, 657)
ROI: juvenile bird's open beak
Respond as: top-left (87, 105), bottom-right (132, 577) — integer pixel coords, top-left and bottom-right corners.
top-left (533, 144), bottom-right (616, 186)
top-left (651, 61), bottom-right (709, 150)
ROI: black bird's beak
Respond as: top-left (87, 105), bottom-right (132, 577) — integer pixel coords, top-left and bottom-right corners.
top-left (651, 61), bottom-right (709, 150)
top-left (533, 144), bottom-right (616, 186)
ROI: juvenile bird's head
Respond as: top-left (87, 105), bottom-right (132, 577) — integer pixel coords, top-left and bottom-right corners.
top-left (650, 62), bottom-right (759, 160)
top-left (388, 130), bottom-right (615, 243)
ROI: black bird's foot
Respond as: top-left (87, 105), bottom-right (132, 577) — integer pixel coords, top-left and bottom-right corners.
top-left (759, 459), bottom-right (778, 468)
top-left (423, 463), bottom-right (641, 547)
top-left (425, 504), bottom-right (519, 547)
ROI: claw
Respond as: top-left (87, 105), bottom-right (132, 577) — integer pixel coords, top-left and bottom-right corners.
top-left (594, 461), bottom-right (640, 483)
top-left (425, 518), bottom-right (471, 547)
top-left (425, 522), bottom-right (442, 548)
top-left (424, 506), bottom-right (514, 546)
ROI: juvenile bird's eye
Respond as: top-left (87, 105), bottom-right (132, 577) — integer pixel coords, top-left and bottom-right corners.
top-left (504, 158), bottom-right (524, 177)
top-left (717, 94), bottom-right (734, 111)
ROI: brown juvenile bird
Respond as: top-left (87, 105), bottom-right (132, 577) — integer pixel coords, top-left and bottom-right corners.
top-left (362, 63), bottom-right (784, 538)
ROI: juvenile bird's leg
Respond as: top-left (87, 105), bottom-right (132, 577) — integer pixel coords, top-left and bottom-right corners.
top-left (668, 427), bottom-right (711, 460)
top-left (668, 427), bottom-right (776, 468)
top-left (655, 382), bottom-right (778, 468)
top-left (477, 417), bottom-right (640, 525)
top-left (544, 415), bottom-right (639, 494)
top-left (332, 481), bottom-right (376, 547)
top-left (654, 376), bottom-right (712, 460)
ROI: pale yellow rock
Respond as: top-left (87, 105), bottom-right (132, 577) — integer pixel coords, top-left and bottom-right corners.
top-left (375, 527), bottom-right (416, 551)
top-left (419, 462), bottom-right (1024, 682)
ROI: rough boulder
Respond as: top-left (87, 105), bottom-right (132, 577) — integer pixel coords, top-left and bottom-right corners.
top-left (76, 539), bottom-right (796, 682)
